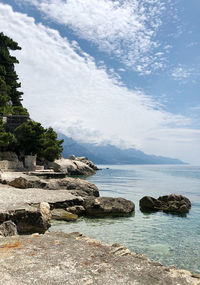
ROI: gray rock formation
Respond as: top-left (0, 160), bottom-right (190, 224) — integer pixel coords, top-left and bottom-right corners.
top-left (140, 194), bottom-right (191, 214)
top-left (0, 232), bottom-right (199, 285)
top-left (84, 197), bottom-right (135, 217)
top-left (6, 174), bottom-right (99, 197)
top-left (47, 157), bottom-right (96, 175)
top-left (0, 202), bottom-right (51, 234)
top-left (72, 156), bottom-right (99, 171)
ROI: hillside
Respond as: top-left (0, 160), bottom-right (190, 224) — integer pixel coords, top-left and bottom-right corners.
top-left (58, 133), bottom-right (186, 165)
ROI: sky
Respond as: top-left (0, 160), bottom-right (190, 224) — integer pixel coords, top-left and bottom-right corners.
top-left (0, 0), bottom-right (200, 164)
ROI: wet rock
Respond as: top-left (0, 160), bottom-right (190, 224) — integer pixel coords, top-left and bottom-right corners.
top-left (0, 221), bottom-right (18, 237)
top-left (140, 194), bottom-right (191, 214)
top-left (51, 209), bottom-right (78, 221)
top-left (139, 196), bottom-right (162, 211)
top-left (83, 197), bottom-right (135, 217)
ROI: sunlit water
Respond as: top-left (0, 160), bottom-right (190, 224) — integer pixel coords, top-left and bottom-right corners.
top-left (51, 165), bottom-right (200, 273)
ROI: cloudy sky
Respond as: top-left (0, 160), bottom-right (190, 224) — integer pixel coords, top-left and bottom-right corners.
top-left (0, 0), bottom-right (200, 163)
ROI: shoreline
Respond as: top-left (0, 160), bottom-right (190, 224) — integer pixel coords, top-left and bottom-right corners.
top-left (0, 168), bottom-right (199, 284)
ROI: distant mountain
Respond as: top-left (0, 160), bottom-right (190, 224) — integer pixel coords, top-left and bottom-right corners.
top-left (58, 133), bottom-right (186, 165)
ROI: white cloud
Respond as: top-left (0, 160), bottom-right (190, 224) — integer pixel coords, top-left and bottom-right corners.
top-left (0, 3), bottom-right (199, 164)
top-left (171, 65), bottom-right (200, 82)
top-left (18, 0), bottom-right (169, 74)
top-left (171, 66), bottom-right (191, 81)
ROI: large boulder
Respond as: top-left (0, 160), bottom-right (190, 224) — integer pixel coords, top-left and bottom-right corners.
top-left (140, 194), bottom-right (191, 214)
top-left (0, 202), bottom-right (51, 234)
top-left (71, 156), bottom-right (99, 171)
top-left (47, 157), bottom-right (96, 175)
top-left (83, 197), bottom-right (135, 217)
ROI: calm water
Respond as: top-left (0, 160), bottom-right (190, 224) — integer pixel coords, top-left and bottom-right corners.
top-left (51, 165), bottom-right (200, 273)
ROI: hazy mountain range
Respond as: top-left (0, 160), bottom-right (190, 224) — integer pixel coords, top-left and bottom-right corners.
top-left (58, 133), bottom-right (186, 165)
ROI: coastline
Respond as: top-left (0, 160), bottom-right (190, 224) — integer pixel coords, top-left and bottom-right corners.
top-left (0, 167), bottom-right (200, 284)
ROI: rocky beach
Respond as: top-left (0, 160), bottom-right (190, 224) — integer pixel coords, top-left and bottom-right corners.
top-left (0, 154), bottom-right (199, 284)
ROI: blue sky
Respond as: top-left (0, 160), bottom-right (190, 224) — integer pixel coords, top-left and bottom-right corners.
top-left (0, 0), bottom-right (200, 163)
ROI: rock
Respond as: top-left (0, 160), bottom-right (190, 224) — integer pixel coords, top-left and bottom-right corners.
top-left (66, 205), bottom-right (86, 215)
top-left (40, 202), bottom-right (51, 222)
top-left (45, 177), bottom-right (99, 197)
top-left (68, 155), bottom-right (76, 160)
top-left (140, 194), bottom-right (191, 214)
top-left (51, 209), bottom-right (78, 221)
top-left (0, 181), bottom-right (84, 211)
top-left (47, 157), bottom-right (96, 175)
top-left (139, 196), bottom-right (162, 211)
top-left (5, 173), bottom-right (99, 197)
top-left (0, 232), bottom-right (198, 285)
top-left (75, 156), bottom-right (99, 171)
top-left (0, 203), bottom-right (51, 234)
top-left (0, 221), bottom-right (18, 237)
top-left (83, 197), bottom-right (135, 217)
top-left (9, 177), bottom-right (27, 189)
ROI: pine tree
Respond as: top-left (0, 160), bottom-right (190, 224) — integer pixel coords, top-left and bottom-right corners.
top-left (0, 32), bottom-right (23, 106)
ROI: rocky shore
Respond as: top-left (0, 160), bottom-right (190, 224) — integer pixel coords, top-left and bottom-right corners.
top-left (0, 156), bottom-right (198, 284)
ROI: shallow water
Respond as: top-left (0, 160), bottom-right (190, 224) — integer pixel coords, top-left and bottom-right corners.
top-left (51, 165), bottom-right (200, 273)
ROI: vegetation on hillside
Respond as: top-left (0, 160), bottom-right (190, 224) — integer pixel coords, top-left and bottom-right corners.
top-left (0, 32), bottom-right (63, 161)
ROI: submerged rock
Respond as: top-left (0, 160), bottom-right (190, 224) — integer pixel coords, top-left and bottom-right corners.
top-left (140, 194), bottom-right (191, 214)
top-left (83, 197), bottom-right (135, 217)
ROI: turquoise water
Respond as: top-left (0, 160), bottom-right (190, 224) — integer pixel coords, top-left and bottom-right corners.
top-left (51, 165), bottom-right (200, 273)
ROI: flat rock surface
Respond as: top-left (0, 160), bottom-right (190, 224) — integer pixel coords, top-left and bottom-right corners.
top-left (0, 184), bottom-right (83, 211)
top-left (0, 232), bottom-right (199, 285)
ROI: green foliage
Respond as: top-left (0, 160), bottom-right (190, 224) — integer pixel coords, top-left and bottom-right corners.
top-left (0, 32), bottom-right (63, 161)
top-left (38, 127), bottom-right (63, 162)
top-left (0, 32), bottom-right (23, 106)
top-left (15, 121), bottom-right (63, 161)
top-left (12, 106), bottom-right (29, 115)
top-left (0, 118), bottom-right (15, 147)
top-left (15, 121), bottom-right (44, 155)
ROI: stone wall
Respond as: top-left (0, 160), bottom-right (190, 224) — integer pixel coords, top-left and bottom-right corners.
top-left (0, 152), bottom-right (36, 172)
top-left (0, 160), bottom-right (24, 171)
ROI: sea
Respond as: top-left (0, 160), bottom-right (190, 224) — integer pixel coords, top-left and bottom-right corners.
top-left (51, 165), bottom-right (200, 274)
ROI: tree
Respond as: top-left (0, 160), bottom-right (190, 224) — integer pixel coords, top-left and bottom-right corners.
top-left (0, 118), bottom-right (15, 147)
top-left (0, 32), bottom-right (63, 162)
top-left (15, 121), bottom-right (63, 161)
top-left (0, 32), bottom-right (23, 106)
